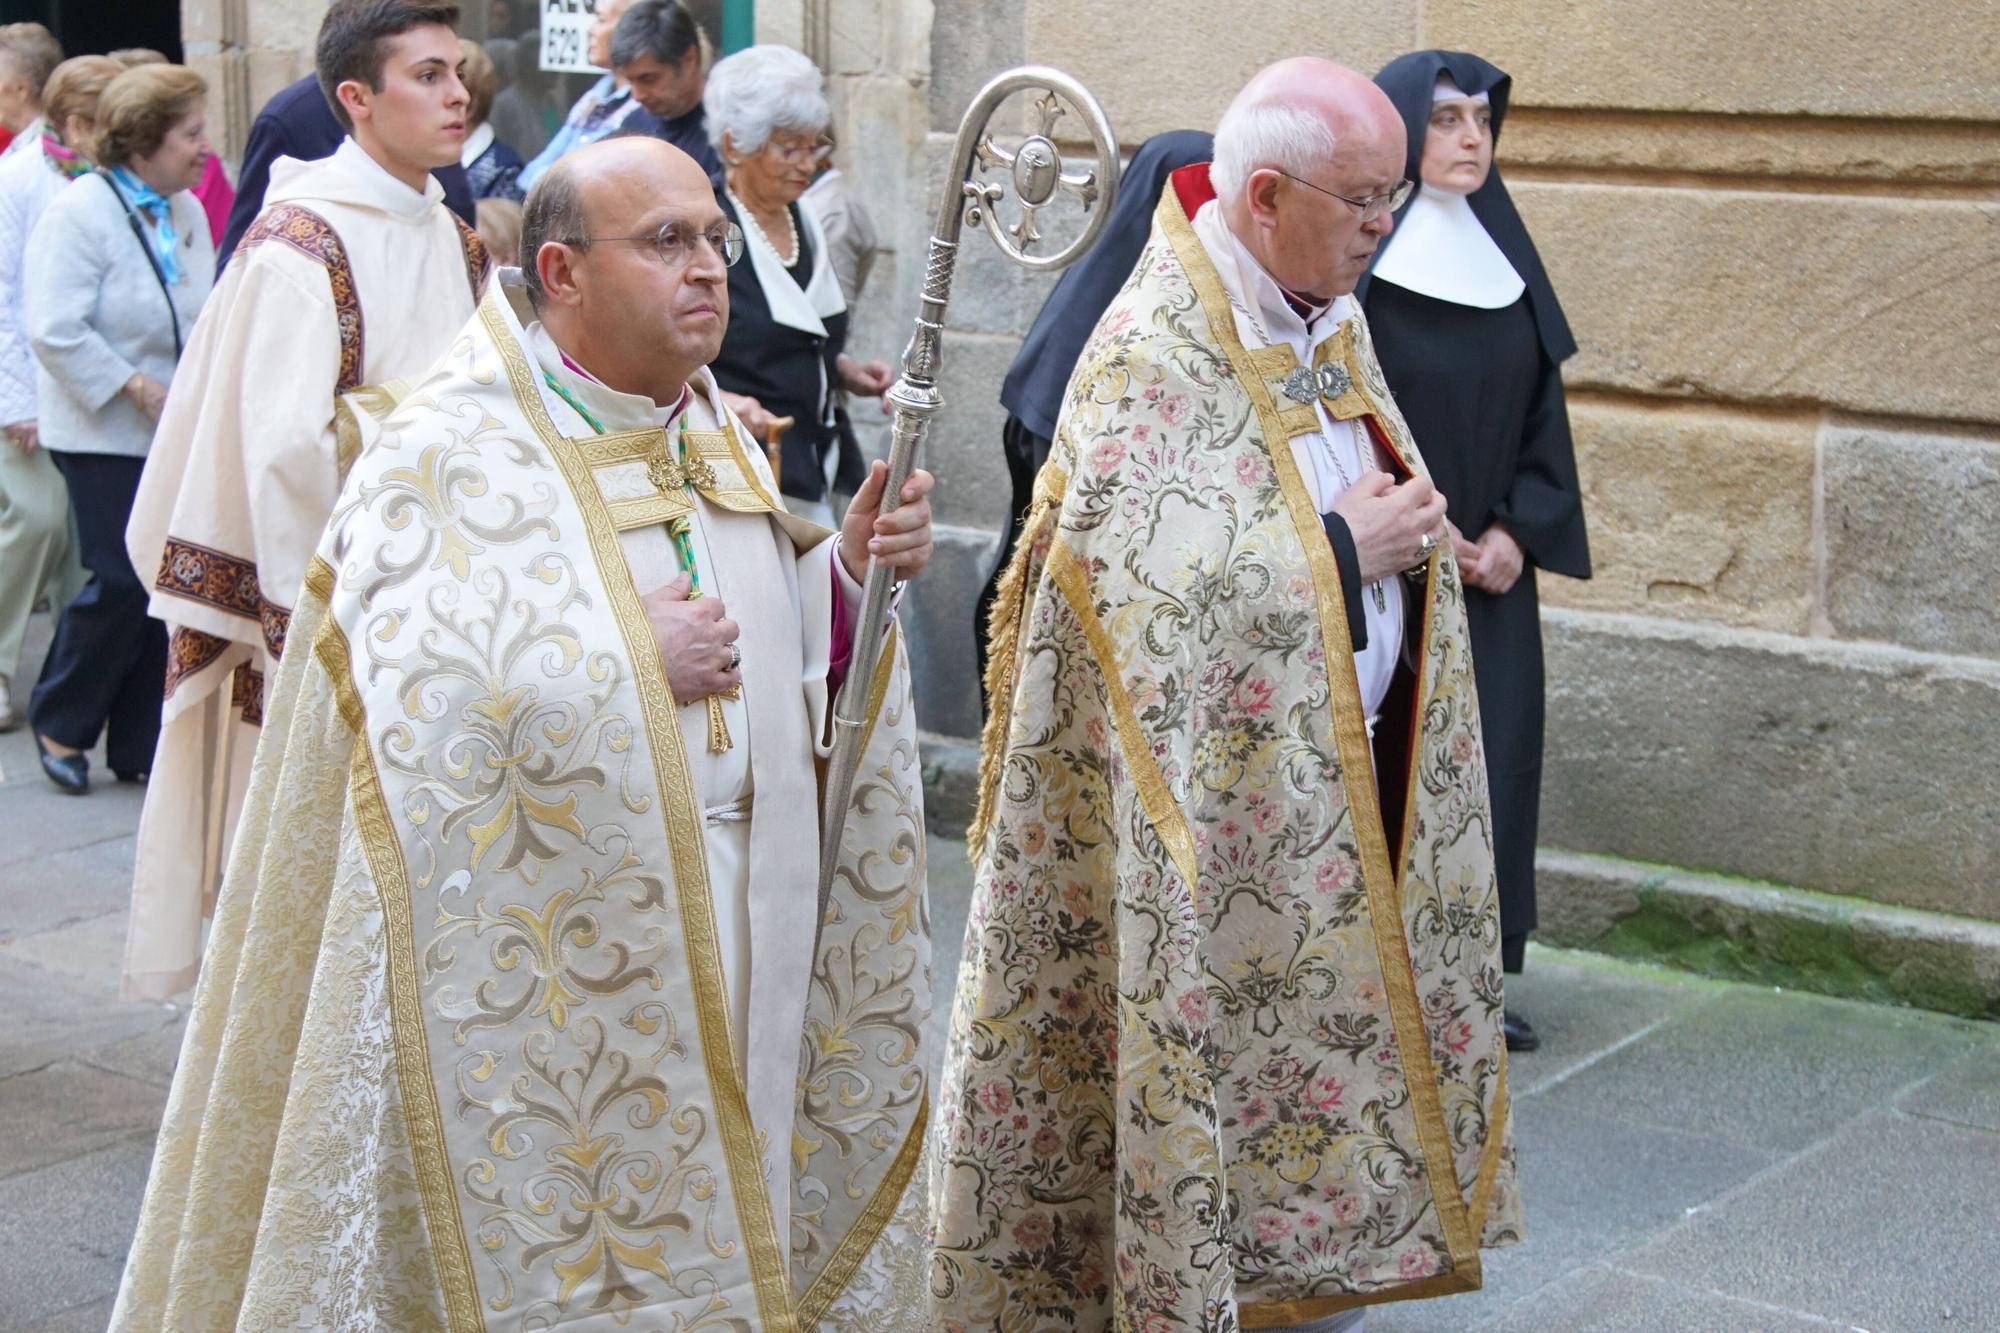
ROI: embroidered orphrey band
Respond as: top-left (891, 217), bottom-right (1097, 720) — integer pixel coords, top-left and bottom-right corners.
top-left (235, 204), bottom-right (365, 391)
top-left (156, 537), bottom-right (294, 660)
top-left (163, 625), bottom-right (228, 697)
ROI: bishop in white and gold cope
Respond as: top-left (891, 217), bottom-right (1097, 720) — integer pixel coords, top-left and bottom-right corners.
top-left (110, 135), bottom-right (939, 1331)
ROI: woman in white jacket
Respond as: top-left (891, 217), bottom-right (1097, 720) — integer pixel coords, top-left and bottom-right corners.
top-left (0, 54), bottom-right (121, 731)
top-left (23, 63), bottom-right (213, 793)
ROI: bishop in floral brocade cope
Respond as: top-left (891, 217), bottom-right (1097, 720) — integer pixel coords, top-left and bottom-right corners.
top-left (928, 170), bottom-right (1520, 1329)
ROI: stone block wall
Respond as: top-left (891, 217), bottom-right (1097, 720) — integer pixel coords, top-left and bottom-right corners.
top-left (182, 0), bottom-right (331, 163)
top-left (761, 0), bottom-right (2000, 928)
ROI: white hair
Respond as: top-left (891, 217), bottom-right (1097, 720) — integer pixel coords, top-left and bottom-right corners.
top-left (703, 44), bottom-right (829, 156)
top-left (1210, 97), bottom-right (1338, 204)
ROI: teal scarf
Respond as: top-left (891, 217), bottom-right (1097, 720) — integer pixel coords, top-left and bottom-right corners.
top-left (107, 165), bottom-right (181, 285)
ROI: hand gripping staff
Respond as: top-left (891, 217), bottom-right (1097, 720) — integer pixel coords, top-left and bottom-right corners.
top-left (816, 68), bottom-right (1121, 922)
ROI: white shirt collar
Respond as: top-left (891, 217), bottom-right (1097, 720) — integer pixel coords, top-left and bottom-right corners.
top-left (527, 321), bottom-right (705, 433)
top-left (459, 121), bottom-right (496, 168)
top-left (1191, 199), bottom-right (1353, 356)
top-left (729, 186), bottom-right (846, 336)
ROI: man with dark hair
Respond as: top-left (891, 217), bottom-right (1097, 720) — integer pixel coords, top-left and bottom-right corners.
top-left (517, 0), bottom-right (659, 191)
top-left (613, 0), bottom-right (718, 176)
top-left (217, 16), bottom-right (478, 263)
top-left (0, 22), bottom-right (62, 160)
top-left (117, 0), bottom-right (493, 1008)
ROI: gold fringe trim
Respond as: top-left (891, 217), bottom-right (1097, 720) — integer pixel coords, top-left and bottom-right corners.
top-left (967, 464), bottom-right (1067, 853)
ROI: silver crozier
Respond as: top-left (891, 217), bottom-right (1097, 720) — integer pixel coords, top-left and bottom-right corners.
top-left (816, 67), bottom-right (1121, 921)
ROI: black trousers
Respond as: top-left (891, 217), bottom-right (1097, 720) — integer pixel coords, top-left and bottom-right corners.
top-left (30, 451), bottom-right (166, 773)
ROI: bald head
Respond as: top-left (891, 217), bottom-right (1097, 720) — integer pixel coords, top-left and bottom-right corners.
top-left (1212, 57), bottom-right (1402, 205)
top-left (1209, 56), bottom-right (1408, 301)
top-left (521, 135), bottom-right (713, 305)
top-left (568, 133), bottom-right (713, 230)
top-left (520, 135), bottom-right (732, 404)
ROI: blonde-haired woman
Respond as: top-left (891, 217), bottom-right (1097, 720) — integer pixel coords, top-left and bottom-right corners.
top-left (23, 64), bottom-right (214, 792)
top-left (0, 53), bottom-right (121, 730)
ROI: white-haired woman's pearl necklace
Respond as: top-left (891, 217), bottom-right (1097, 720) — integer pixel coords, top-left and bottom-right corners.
top-left (725, 183), bottom-right (799, 268)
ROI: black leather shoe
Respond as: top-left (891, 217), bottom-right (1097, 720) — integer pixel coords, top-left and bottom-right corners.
top-left (114, 769), bottom-right (149, 784)
top-left (1503, 1013), bottom-right (1540, 1053)
top-left (36, 734), bottom-right (89, 794)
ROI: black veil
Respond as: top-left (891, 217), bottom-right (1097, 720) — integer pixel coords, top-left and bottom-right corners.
top-left (1357, 50), bottom-right (1576, 363)
top-left (999, 130), bottom-right (1215, 439)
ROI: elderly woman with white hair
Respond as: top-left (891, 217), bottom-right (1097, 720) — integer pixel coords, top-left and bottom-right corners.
top-left (704, 43), bottom-right (890, 525)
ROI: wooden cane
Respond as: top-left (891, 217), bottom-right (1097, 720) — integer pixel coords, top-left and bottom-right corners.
top-left (762, 415), bottom-right (794, 483)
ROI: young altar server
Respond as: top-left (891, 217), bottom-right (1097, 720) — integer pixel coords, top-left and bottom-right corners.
top-left (121, 0), bottom-right (491, 1001)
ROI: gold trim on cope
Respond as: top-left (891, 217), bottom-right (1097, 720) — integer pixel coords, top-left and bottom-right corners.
top-left (968, 464), bottom-right (1068, 854)
top-left (1470, 1046), bottom-right (1510, 1226)
top-left (1045, 537), bottom-right (1201, 895)
top-left (607, 493), bottom-right (692, 530)
top-left (1157, 187), bottom-right (1483, 1284)
top-left (794, 1091), bottom-right (930, 1327)
top-left (317, 588), bottom-right (485, 1332)
top-left (479, 295), bottom-right (800, 1332)
top-left (578, 427), bottom-right (665, 468)
top-left (1241, 1267), bottom-right (1482, 1327)
top-left (848, 622), bottom-right (902, 770)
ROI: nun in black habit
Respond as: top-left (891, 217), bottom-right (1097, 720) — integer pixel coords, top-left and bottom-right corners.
top-left (974, 130), bottom-right (1214, 681)
top-left (1358, 50), bottom-right (1592, 1052)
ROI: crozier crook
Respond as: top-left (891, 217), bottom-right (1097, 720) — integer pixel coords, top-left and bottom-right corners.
top-left (816, 66), bottom-right (1121, 920)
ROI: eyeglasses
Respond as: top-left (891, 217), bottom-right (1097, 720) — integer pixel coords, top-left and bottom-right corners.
top-left (1272, 170), bottom-right (1414, 223)
top-left (762, 134), bottom-right (834, 166)
top-left (563, 220), bottom-right (745, 269)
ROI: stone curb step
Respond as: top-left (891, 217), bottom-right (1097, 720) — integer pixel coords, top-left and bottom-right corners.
top-left (915, 735), bottom-right (2000, 1022)
top-left (1538, 847), bottom-right (2000, 1021)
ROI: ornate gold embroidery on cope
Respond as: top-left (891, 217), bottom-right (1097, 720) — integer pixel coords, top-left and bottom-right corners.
top-left (587, 426), bottom-right (781, 529)
top-left (479, 296), bottom-right (801, 1331)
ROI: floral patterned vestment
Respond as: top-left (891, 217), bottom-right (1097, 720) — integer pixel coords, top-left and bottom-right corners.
top-left (928, 164), bottom-right (1520, 1331)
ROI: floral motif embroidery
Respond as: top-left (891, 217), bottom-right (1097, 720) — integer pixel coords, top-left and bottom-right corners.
top-left (932, 188), bottom-right (1517, 1329)
top-left (164, 624), bottom-right (228, 697)
top-left (155, 537), bottom-right (295, 660)
top-left (454, 214), bottom-right (492, 302)
top-left (230, 661), bottom-right (265, 726)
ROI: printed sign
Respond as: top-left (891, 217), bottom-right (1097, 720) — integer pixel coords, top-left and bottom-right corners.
top-left (540, 0), bottom-right (603, 74)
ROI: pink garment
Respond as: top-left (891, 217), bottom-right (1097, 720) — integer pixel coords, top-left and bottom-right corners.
top-left (191, 155), bottom-right (234, 249)
top-left (829, 554), bottom-right (856, 697)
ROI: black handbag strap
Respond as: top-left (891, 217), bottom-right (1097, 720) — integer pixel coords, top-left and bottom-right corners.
top-left (98, 168), bottom-right (183, 358)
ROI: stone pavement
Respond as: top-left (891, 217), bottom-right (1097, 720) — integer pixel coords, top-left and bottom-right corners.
top-left (1, 620), bottom-right (1996, 1330)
